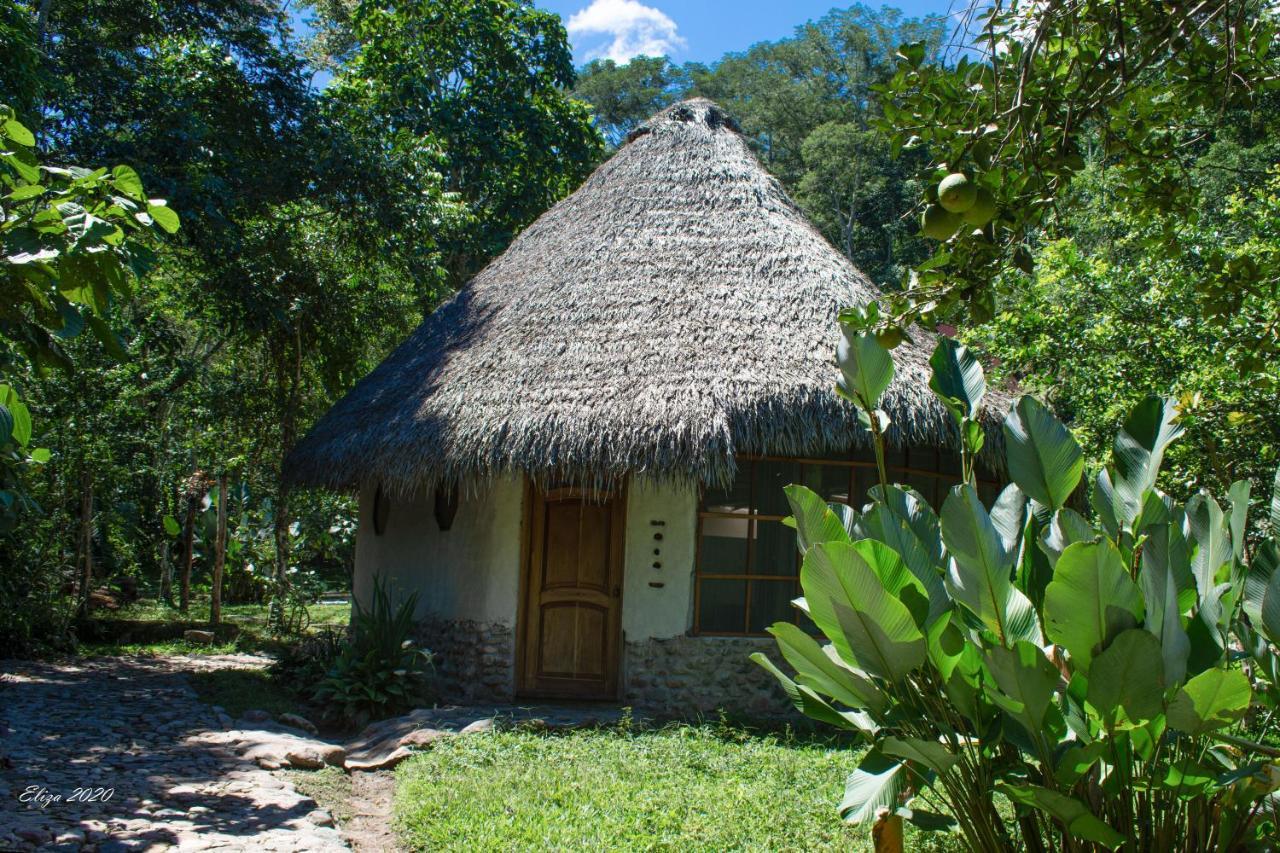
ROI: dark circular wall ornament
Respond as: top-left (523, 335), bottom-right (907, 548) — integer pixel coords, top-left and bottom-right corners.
top-left (373, 484), bottom-right (391, 535)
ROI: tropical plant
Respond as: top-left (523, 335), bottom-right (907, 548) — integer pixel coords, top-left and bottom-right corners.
top-left (312, 577), bottom-right (433, 726)
top-left (755, 327), bottom-right (1280, 851)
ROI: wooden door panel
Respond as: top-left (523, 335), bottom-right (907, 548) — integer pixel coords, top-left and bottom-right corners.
top-left (519, 485), bottom-right (625, 699)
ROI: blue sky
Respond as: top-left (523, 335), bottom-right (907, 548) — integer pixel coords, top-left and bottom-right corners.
top-left (293, 2), bottom-right (965, 72)
top-left (541, 0), bottom-right (964, 65)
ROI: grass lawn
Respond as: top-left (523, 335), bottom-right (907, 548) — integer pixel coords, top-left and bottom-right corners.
top-left (78, 598), bottom-right (351, 657)
top-left (394, 724), bottom-right (960, 852)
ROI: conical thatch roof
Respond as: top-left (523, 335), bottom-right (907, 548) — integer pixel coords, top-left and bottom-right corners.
top-left (287, 99), bottom-right (1000, 494)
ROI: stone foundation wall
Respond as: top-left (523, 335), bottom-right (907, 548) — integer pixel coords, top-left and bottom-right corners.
top-left (622, 635), bottom-right (792, 717)
top-left (413, 617), bottom-right (515, 703)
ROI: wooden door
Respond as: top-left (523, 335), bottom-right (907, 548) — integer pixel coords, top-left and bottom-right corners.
top-left (519, 485), bottom-right (625, 699)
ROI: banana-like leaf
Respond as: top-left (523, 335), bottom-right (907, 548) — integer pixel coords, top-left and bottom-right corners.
top-left (859, 504), bottom-right (949, 625)
top-left (998, 784), bottom-right (1125, 849)
top-left (1228, 480), bottom-right (1251, 564)
top-left (801, 542), bottom-right (926, 683)
top-left (940, 484), bottom-right (1017, 641)
top-left (1271, 465), bottom-right (1280, 531)
top-left (1166, 668), bottom-right (1252, 736)
top-left (1261, 570), bottom-right (1280, 647)
top-left (1111, 396), bottom-right (1183, 524)
top-left (1243, 540), bottom-right (1278, 628)
top-left (1039, 507), bottom-right (1094, 568)
top-left (767, 622), bottom-right (889, 715)
top-left (881, 735), bottom-right (958, 775)
top-left (839, 748), bottom-right (908, 826)
top-left (1188, 492), bottom-right (1233, 597)
top-left (1132, 488), bottom-right (1173, 537)
top-left (836, 327), bottom-right (894, 410)
top-left (1140, 525), bottom-right (1192, 685)
top-left (1092, 468), bottom-right (1122, 538)
top-left (1043, 541), bottom-right (1143, 668)
top-left (984, 641), bottom-right (1060, 736)
top-left (1018, 509), bottom-right (1054, 611)
top-left (784, 484), bottom-right (854, 553)
top-left (869, 484), bottom-right (944, 567)
top-left (1003, 396), bottom-right (1084, 510)
top-left (990, 483), bottom-right (1029, 554)
top-left (751, 653), bottom-right (878, 734)
top-left (851, 539), bottom-right (933, 629)
top-left (928, 338), bottom-right (985, 421)
top-left (1086, 629), bottom-right (1166, 721)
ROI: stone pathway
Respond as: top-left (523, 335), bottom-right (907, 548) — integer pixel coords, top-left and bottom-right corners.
top-left (0, 655), bottom-right (346, 852)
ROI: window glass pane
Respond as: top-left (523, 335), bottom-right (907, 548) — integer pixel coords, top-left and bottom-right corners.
top-left (747, 580), bottom-right (798, 633)
top-left (756, 459), bottom-right (802, 516)
top-left (752, 521), bottom-right (797, 576)
top-left (699, 516), bottom-right (749, 572)
top-left (698, 579), bottom-right (746, 633)
top-left (703, 463), bottom-right (752, 513)
top-left (801, 463), bottom-right (853, 505)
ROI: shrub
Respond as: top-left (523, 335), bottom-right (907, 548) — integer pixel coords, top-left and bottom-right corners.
top-left (312, 577), bottom-right (433, 727)
top-left (756, 327), bottom-right (1280, 851)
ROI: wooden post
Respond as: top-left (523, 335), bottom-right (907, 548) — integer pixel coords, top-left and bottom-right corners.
top-left (179, 492), bottom-right (197, 614)
top-left (210, 473), bottom-right (228, 627)
top-left (76, 468), bottom-right (94, 617)
top-left (872, 811), bottom-right (904, 853)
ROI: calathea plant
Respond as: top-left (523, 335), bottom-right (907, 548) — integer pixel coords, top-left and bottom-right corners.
top-left (754, 328), bottom-right (1280, 851)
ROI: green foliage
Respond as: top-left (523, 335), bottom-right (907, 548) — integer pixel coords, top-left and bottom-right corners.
top-left (312, 578), bottom-right (433, 727)
top-left (759, 334), bottom-right (1280, 851)
top-left (875, 0), bottom-right (1280, 340)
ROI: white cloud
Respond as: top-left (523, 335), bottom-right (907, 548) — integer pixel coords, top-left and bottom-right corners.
top-left (566, 0), bottom-right (686, 64)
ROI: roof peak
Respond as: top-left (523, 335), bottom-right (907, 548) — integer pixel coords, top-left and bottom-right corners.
top-left (626, 98), bottom-right (740, 144)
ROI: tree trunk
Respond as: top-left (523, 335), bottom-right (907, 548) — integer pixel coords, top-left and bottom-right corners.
top-left (270, 330), bottom-right (302, 632)
top-left (75, 468), bottom-right (93, 617)
top-left (210, 473), bottom-right (228, 626)
top-left (159, 483), bottom-right (177, 604)
top-left (179, 493), bottom-right (197, 614)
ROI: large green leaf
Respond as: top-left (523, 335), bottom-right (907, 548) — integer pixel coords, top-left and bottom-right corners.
top-left (990, 483), bottom-right (1028, 554)
top-left (850, 539), bottom-right (932, 629)
top-left (1188, 492), bottom-right (1232, 596)
top-left (801, 542), bottom-right (926, 683)
top-left (1111, 396), bottom-right (1183, 522)
top-left (941, 484), bottom-right (1015, 639)
top-left (928, 337), bottom-right (985, 421)
top-left (1228, 480), bottom-right (1251, 564)
top-left (869, 484), bottom-right (944, 567)
top-left (858, 504), bottom-right (949, 625)
top-left (998, 785), bottom-right (1125, 849)
top-left (836, 327), bottom-right (894, 410)
top-left (1261, 569), bottom-right (1280, 647)
top-left (1086, 628), bottom-right (1166, 721)
top-left (1003, 396), bottom-right (1084, 510)
top-left (751, 653), bottom-right (877, 733)
top-left (1038, 507), bottom-right (1094, 568)
top-left (767, 622), bottom-right (889, 715)
top-left (839, 748), bottom-right (908, 826)
top-left (984, 641), bottom-right (1060, 736)
top-left (1140, 525), bottom-right (1192, 685)
top-left (1043, 541), bottom-right (1143, 667)
top-left (1166, 668), bottom-right (1251, 735)
top-left (0, 404), bottom-right (12, 447)
top-left (1271, 465), bottom-right (1280, 531)
top-left (784, 484), bottom-right (853, 553)
top-left (881, 735), bottom-right (958, 775)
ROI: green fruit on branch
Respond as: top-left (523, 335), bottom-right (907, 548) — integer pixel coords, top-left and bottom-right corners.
top-left (961, 187), bottom-right (998, 226)
top-left (938, 172), bottom-right (977, 213)
top-left (921, 204), bottom-right (962, 240)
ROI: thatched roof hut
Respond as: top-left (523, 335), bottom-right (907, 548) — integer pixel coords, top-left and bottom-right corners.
top-left (286, 98), bottom-right (990, 494)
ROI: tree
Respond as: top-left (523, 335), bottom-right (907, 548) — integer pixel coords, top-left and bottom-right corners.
top-left (572, 56), bottom-right (689, 148)
top-left (323, 0), bottom-right (603, 289)
top-left (874, 0), bottom-right (1280, 340)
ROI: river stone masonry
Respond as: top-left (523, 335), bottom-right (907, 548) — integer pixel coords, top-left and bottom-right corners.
top-left (623, 635), bottom-right (792, 716)
top-left (413, 617), bottom-right (515, 702)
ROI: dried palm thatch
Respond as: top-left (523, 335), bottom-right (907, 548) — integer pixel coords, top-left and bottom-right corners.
top-left (286, 99), bottom-right (1006, 494)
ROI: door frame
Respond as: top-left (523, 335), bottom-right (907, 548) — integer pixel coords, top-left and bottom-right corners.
top-left (515, 478), bottom-right (628, 700)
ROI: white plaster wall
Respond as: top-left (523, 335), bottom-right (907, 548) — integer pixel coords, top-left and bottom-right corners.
top-left (353, 477), bottom-right (524, 626)
top-left (622, 477), bottom-right (698, 640)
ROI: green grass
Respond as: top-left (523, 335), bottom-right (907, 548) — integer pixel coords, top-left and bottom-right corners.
top-left (187, 667), bottom-right (303, 718)
top-left (285, 766), bottom-right (355, 824)
top-left (78, 598), bottom-right (351, 657)
top-left (394, 724), bottom-right (960, 852)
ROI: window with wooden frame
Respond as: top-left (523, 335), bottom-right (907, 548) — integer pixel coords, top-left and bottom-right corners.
top-left (693, 449), bottom-right (1000, 636)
